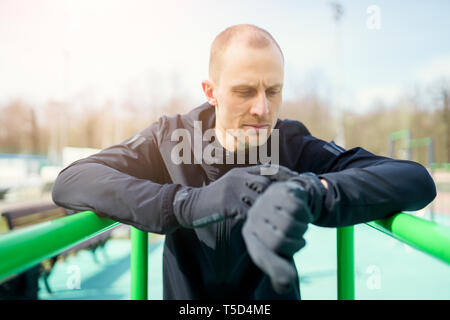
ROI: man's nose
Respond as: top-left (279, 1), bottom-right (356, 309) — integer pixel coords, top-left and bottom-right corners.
top-left (249, 93), bottom-right (269, 117)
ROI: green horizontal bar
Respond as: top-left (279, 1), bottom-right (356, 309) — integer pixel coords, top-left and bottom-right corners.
top-left (430, 162), bottom-right (450, 171)
top-left (409, 137), bottom-right (432, 148)
top-left (0, 211), bottom-right (119, 282)
top-left (366, 213), bottom-right (450, 264)
top-left (389, 129), bottom-right (410, 141)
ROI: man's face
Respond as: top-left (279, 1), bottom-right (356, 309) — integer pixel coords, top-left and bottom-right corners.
top-left (212, 41), bottom-right (284, 150)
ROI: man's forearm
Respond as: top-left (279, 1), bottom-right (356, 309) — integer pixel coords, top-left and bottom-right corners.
top-left (316, 159), bottom-right (436, 227)
top-left (52, 162), bottom-right (181, 234)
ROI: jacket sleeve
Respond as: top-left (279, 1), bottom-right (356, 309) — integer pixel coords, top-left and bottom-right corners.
top-left (298, 136), bottom-right (437, 228)
top-left (51, 119), bottom-right (181, 234)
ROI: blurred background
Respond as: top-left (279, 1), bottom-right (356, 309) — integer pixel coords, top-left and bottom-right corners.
top-left (0, 0), bottom-right (449, 300)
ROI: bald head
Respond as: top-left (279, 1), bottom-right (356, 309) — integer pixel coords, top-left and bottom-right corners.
top-left (209, 24), bottom-right (284, 83)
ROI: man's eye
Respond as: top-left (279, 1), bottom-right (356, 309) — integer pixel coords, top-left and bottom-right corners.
top-left (266, 90), bottom-right (279, 96)
top-left (236, 90), bottom-right (253, 96)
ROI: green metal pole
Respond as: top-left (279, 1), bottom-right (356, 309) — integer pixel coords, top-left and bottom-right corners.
top-left (337, 226), bottom-right (355, 300)
top-left (131, 227), bottom-right (148, 300)
top-left (367, 213), bottom-right (450, 264)
top-left (0, 211), bottom-right (118, 282)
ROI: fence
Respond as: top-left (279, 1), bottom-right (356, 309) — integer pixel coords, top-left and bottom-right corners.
top-left (0, 210), bottom-right (449, 300)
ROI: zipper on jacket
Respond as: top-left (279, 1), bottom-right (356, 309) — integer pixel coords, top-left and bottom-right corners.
top-left (215, 219), bottom-right (230, 285)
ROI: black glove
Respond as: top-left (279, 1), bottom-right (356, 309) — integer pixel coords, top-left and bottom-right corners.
top-left (242, 172), bottom-right (327, 294)
top-left (287, 172), bottom-right (328, 222)
top-left (172, 165), bottom-right (299, 228)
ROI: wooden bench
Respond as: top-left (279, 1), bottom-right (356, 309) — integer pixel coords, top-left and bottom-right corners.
top-left (0, 201), bottom-right (116, 299)
top-left (1, 202), bottom-right (67, 230)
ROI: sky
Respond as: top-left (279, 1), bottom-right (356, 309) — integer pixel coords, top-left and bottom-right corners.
top-left (1, 0), bottom-right (450, 113)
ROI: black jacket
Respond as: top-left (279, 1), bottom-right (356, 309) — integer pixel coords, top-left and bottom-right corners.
top-left (52, 102), bottom-right (436, 299)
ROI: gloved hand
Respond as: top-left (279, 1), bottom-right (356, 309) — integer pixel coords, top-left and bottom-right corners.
top-left (287, 172), bottom-right (328, 222)
top-left (172, 165), bottom-right (300, 228)
top-left (241, 172), bottom-right (327, 294)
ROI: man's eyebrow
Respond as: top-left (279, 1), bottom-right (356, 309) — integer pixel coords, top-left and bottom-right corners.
top-left (267, 84), bottom-right (283, 90)
top-left (230, 83), bottom-right (283, 90)
top-left (231, 84), bottom-right (256, 90)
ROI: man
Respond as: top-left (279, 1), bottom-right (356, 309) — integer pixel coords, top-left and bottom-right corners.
top-left (52, 24), bottom-right (436, 299)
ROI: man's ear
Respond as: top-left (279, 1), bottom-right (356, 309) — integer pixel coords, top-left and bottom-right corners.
top-left (201, 80), bottom-right (217, 106)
